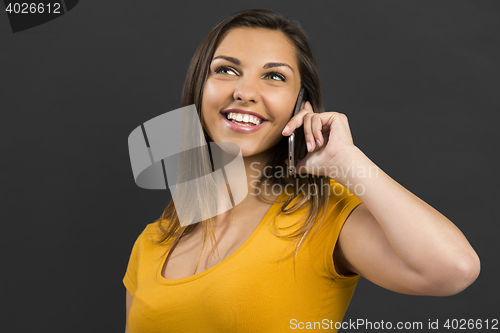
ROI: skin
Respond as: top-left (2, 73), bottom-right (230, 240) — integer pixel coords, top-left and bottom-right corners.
top-left (159, 28), bottom-right (303, 274)
top-left (201, 27), bottom-right (303, 209)
top-left (201, 28), bottom-right (301, 158)
top-left (125, 27), bottom-right (481, 331)
top-left (282, 103), bottom-right (481, 295)
top-left (125, 27), bottom-right (302, 332)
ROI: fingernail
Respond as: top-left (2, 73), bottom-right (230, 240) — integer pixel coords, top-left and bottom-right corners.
top-left (316, 139), bottom-right (321, 147)
top-left (307, 142), bottom-right (312, 151)
top-left (282, 126), bottom-right (289, 135)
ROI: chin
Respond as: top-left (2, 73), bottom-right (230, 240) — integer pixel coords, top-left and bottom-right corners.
top-left (243, 144), bottom-right (282, 160)
top-left (238, 146), bottom-right (263, 158)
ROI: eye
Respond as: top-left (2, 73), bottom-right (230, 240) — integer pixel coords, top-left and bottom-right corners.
top-left (214, 66), bottom-right (238, 76)
top-left (264, 71), bottom-right (286, 82)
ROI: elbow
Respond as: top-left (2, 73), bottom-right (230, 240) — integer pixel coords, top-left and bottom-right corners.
top-left (454, 252), bottom-right (481, 294)
top-left (425, 251), bottom-right (481, 296)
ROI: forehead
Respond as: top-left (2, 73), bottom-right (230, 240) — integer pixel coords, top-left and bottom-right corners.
top-left (214, 27), bottom-right (298, 68)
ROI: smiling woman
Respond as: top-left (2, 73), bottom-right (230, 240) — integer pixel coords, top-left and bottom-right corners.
top-left (202, 27), bottom-right (301, 156)
top-left (123, 9), bottom-right (480, 333)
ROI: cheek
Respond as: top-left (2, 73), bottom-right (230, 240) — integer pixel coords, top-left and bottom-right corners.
top-left (201, 82), bottom-right (217, 123)
top-left (202, 82), bottom-right (215, 110)
top-left (268, 97), bottom-right (295, 125)
top-left (202, 80), bottom-right (229, 120)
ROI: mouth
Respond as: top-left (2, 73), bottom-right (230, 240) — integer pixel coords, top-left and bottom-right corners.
top-left (221, 109), bottom-right (267, 125)
top-left (220, 109), bottom-right (268, 133)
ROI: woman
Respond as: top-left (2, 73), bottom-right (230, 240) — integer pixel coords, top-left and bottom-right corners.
top-left (124, 9), bottom-right (480, 332)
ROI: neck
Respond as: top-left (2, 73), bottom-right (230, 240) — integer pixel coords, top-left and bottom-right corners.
top-left (242, 149), bottom-right (277, 200)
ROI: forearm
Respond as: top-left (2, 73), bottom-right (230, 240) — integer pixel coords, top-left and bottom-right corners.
top-left (331, 146), bottom-right (480, 284)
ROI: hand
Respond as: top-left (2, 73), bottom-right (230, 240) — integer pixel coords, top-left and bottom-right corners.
top-left (281, 101), bottom-right (356, 176)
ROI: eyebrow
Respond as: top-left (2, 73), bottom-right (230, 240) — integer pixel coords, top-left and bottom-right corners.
top-left (212, 55), bottom-right (294, 72)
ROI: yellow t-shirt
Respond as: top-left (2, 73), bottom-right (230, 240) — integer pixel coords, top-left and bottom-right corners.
top-left (123, 180), bottom-right (361, 332)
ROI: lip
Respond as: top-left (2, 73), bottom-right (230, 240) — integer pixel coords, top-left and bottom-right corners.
top-left (221, 108), bottom-right (268, 121)
top-left (221, 112), bottom-right (267, 134)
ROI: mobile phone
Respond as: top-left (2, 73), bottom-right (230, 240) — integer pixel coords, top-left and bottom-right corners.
top-left (288, 87), bottom-right (307, 177)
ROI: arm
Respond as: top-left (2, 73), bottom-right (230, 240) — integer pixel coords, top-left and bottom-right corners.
top-left (335, 147), bottom-right (480, 295)
top-left (283, 103), bottom-right (480, 296)
top-left (125, 290), bottom-right (133, 333)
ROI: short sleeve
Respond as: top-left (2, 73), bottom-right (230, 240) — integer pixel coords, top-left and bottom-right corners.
top-left (307, 179), bottom-right (362, 286)
top-left (123, 231), bottom-right (144, 297)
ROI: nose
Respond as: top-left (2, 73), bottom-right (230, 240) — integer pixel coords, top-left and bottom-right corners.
top-left (233, 77), bottom-right (260, 103)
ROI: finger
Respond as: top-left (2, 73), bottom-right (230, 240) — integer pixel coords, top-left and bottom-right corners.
top-left (327, 112), bottom-right (349, 131)
top-left (303, 101), bottom-right (313, 112)
top-left (282, 101), bottom-right (314, 136)
top-left (302, 113), bottom-right (314, 152)
top-left (282, 108), bottom-right (313, 136)
top-left (311, 114), bottom-right (323, 147)
top-left (327, 112), bottom-right (353, 145)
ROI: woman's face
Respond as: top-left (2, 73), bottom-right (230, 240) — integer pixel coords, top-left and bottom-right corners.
top-left (202, 27), bottom-right (301, 158)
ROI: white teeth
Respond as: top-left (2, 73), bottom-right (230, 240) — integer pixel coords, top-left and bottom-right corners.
top-left (227, 112), bottom-right (262, 125)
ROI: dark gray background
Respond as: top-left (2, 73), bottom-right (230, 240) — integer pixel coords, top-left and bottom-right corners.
top-left (1, 1), bottom-right (498, 332)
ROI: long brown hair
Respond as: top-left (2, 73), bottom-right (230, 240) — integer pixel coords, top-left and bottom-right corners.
top-left (154, 9), bottom-right (330, 271)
